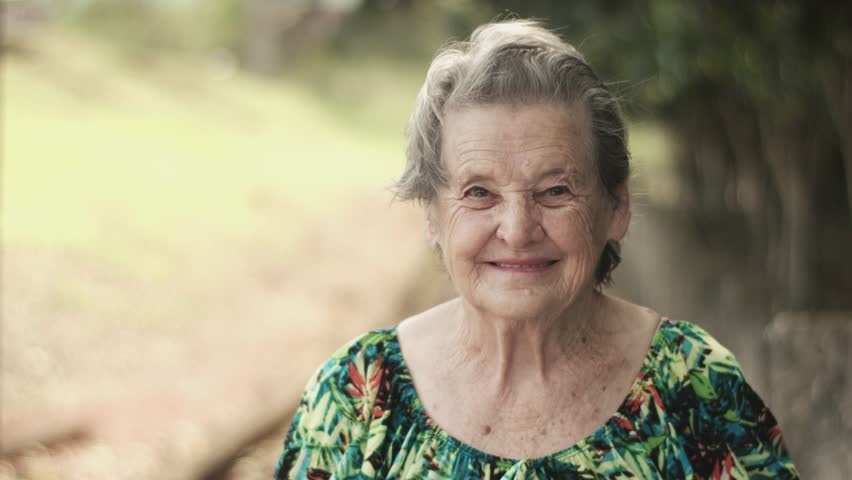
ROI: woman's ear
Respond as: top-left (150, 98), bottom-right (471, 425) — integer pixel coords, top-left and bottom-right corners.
top-left (425, 205), bottom-right (440, 249)
top-left (607, 181), bottom-right (631, 242)
top-left (426, 224), bottom-right (439, 249)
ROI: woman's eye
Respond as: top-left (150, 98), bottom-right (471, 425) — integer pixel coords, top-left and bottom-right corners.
top-left (545, 186), bottom-right (570, 197)
top-left (464, 186), bottom-right (491, 198)
top-left (460, 186), bottom-right (497, 208)
top-left (536, 186), bottom-right (572, 206)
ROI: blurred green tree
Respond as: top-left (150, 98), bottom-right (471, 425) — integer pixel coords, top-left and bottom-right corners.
top-left (56, 0), bottom-right (852, 309)
top-left (477, 0), bottom-right (852, 310)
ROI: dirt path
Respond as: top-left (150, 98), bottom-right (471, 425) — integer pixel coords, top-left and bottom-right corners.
top-left (2, 193), bottom-right (449, 479)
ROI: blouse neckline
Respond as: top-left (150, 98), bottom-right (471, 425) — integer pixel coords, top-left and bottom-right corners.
top-left (384, 317), bottom-right (671, 465)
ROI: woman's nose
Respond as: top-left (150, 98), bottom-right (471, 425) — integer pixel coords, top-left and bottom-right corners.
top-left (495, 198), bottom-right (544, 247)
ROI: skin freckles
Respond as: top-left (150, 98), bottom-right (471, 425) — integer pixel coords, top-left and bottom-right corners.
top-left (429, 103), bottom-right (617, 322)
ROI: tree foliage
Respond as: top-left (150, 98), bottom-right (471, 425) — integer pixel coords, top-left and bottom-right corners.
top-left (475, 0), bottom-right (852, 309)
top-left (55, 0), bottom-right (852, 309)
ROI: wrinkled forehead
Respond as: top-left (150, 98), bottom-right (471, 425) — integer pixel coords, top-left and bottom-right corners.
top-left (440, 103), bottom-right (594, 183)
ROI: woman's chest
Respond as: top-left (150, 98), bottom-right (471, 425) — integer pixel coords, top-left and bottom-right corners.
top-left (375, 409), bottom-right (753, 480)
top-left (417, 373), bottom-right (635, 460)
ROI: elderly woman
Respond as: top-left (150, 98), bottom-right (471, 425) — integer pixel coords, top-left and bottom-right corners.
top-left (275, 20), bottom-right (798, 479)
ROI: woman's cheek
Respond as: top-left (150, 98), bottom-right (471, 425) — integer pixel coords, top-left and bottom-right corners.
top-left (549, 205), bottom-right (601, 276)
top-left (549, 204), bottom-right (595, 246)
top-left (438, 206), bottom-right (478, 278)
top-left (445, 207), bottom-right (488, 252)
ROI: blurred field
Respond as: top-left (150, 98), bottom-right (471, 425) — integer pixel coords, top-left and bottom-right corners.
top-left (3, 27), bottom-right (420, 260)
top-left (5, 2), bottom-right (847, 477)
top-left (2, 25), bottom-right (671, 331)
top-left (2, 24), bottom-right (681, 479)
top-left (2, 26), bottom-right (432, 479)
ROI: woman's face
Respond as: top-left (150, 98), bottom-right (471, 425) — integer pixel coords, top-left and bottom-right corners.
top-left (428, 103), bottom-right (630, 319)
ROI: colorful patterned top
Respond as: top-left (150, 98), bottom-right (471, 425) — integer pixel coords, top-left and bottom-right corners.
top-left (274, 320), bottom-right (799, 479)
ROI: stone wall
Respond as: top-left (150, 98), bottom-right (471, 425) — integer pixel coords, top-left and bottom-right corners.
top-left (765, 313), bottom-right (852, 479)
top-left (617, 204), bottom-right (851, 478)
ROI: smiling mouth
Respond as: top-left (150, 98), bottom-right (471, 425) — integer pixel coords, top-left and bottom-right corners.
top-left (487, 260), bottom-right (559, 271)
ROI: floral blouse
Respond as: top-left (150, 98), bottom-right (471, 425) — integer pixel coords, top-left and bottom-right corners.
top-left (274, 320), bottom-right (799, 479)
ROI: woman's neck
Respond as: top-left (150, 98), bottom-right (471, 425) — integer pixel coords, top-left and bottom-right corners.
top-left (447, 291), bottom-right (619, 391)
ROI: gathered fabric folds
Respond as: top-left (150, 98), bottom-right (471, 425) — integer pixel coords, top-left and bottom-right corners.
top-left (275, 321), bottom-right (799, 479)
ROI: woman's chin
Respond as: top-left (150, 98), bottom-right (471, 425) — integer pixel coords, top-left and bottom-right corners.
top-left (468, 289), bottom-right (569, 320)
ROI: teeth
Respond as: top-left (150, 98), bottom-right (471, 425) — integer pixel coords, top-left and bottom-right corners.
top-left (494, 262), bottom-right (552, 268)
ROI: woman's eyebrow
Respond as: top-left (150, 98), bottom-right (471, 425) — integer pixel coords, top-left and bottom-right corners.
top-left (454, 173), bottom-right (492, 187)
top-left (454, 167), bottom-right (578, 185)
top-left (538, 167), bottom-right (580, 181)
top-left (539, 167), bottom-right (567, 178)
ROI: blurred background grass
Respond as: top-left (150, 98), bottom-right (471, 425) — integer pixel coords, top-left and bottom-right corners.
top-left (3, 12), bottom-right (673, 282)
top-left (4, 28), bottom-right (415, 275)
top-left (2, 1), bottom-right (850, 478)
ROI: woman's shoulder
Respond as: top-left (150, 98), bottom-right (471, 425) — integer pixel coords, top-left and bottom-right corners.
top-left (330, 327), bottom-right (401, 361)
top-left (308, 327), bottom-right (402, 392)
top-left (276, 328), bottom-right (404, 478)
top-left (289, 327), bottom-right (403, 431)
top-left (657, 319), bottom-right (740, 366)
top-left (652, 319), bottom-right (747, 393)
top-left (651, 320), bottom-right (799, 477)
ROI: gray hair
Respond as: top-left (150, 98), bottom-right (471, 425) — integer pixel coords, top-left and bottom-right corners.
top-left (394, 19), bottom-right (630, 286)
